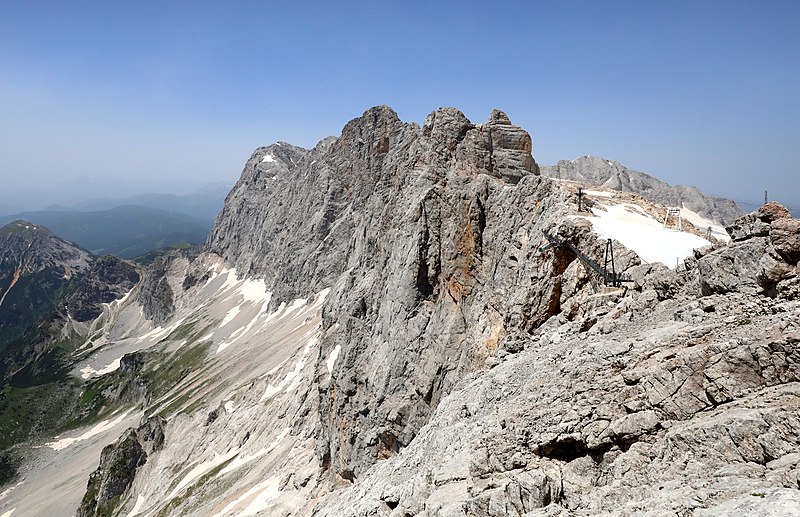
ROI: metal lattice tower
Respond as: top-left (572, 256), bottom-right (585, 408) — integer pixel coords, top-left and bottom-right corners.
top-left (540, 232), bottom-right (633, 288)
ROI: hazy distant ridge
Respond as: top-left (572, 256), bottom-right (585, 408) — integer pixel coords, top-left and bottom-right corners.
top-left (0, 205), bottom-right (211, 258)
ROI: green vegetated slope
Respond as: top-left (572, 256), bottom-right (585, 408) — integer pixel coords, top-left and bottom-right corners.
top-left (0, 222), bottom-right (142, 482)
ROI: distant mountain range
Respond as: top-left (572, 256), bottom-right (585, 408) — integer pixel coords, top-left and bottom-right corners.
top-left (70, 182), bottom-right (230, 223)
top-left (0, 183), bottom-right (229, 258)
top-left (0, 182), bottom-right (231, 222)
top-left (0, 206), bottom-right (211, 259)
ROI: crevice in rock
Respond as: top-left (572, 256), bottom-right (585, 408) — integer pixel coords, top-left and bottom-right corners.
top-left (537, 436), bottom-right (593, 462)
top-left (416, 202), bottom-right (435, 300)
top-left (537, 432), bottom-right (643, 464)
top-left (340, 469), bottom-right (356, 483)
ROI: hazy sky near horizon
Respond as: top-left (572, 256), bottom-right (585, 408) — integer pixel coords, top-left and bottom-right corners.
top-left (1, 0), bottom-right (798, 211)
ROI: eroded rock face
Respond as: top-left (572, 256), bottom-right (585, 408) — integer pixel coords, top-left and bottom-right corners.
top-left (314, 284), bottom-right (800, 517)
top-left (77, 417), bottom-right (165, 517)
top-left (65, 255), bottom-right (139, 322)
top-left (698, 237), bottom-right (767, 295)
top-left (771, 218), bottom-right (800, 264)
top-left (699, 203), bottom-right (799, 297)
top-left (138, 248), bottom-right (200, 325)
top-left (207, 106), bottom-right (539, 309)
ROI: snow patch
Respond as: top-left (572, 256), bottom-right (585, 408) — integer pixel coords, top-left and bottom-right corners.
top-left (1, 508), bottom-right (15, 517)
top-left (80, 357), bottom-right (121, 379)
top-left (224, 401), bottom-right (236, 413)
top-left (326, 344), bottom-right (341, 373)
top-left (583, 189), bottom-right (614, 198)
top-left (261, 153), bottom-right (276, 163)
top-left (167, 448), bottom-right (241, 500)
top-left (282, 297), bottom-right (308, 317)
top-left (139, 318), bottom-right (185, 342)
top-left (259, 358), bottom-right (288, 379)
top-left (681, 205), bottom-right (731, 242)
top-left (218, 289), bottom-right (325, 355)
top-left (260, 336), bottom-right (316, 402)
top-left (211, 477), bottom-right (281, 517)
top-left (216, 429), bottom-right (289, 478)
top-left (125, 495), bottom-right (146, 517)
top-left (239, 279), bottom-right (271, 304)
top-left (220, 306), bottom-right (241, 327)
top-left (584, 203), bottom-right (711, 268)
top-left (46, 409), bottom-right (132, 450)
top-left (0, 481), bottom-right (23, 502)
top-left (239, 478), bottom-right (281, 516)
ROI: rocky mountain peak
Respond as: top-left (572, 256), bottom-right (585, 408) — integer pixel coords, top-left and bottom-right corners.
top-left (422, 107), bottom-right (472, 154)
top-left (757, 201), bottom-right (792, 222)
top-left (487, 108), bottom-right (512, 124)
top-left (207, 106), bottom-right (539, 301)
top-left (0, 219), bottom-right (91, 274)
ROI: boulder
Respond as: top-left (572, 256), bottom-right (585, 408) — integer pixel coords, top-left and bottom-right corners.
top-left (770, 218), bottom-right (800, 264)
top-left (726, 213), bottom-right (771, 242)
top-left (756, 202), bottom-right (791, 223)
top-left (484, 109), bottom-right (538, 183)
top-left (697, 237), bottom-right (767, 295)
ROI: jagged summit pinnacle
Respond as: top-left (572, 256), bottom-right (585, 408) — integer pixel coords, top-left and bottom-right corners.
top-left (488, 108), bottom-right (512, 124)
top-left (208, 105), bottom-right (539, 291)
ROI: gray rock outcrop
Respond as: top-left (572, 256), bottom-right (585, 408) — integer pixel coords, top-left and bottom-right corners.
top-left (0, 220), bottom-right (91, 274)
top-left (77, 416), bottom-right (165, 517)
top-left (65, 255), bottom-right (139, 322)
top-left (698, 202), bottom-right (799, 297)
top-left (207, 106), bottom-right (540, 307)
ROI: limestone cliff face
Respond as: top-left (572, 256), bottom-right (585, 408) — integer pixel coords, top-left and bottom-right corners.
top-left (207, 106), bottom-right (539, 307)
top-left (206, 106), bottom-right (597, 479)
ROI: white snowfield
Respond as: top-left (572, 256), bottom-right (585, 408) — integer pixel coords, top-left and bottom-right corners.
top-left (681, 205), bottom-right (731, 242)
top-left (582, 189), bottom-right (614, 198)
top-left (45, 409), bottom-right (134, 451)
top-left (79, 357), bottom-right (121, 379)
top-left (584, 202), bottom-right (712, 269)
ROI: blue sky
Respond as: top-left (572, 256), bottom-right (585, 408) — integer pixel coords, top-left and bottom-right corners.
top-left (1, 0), bottom-right (798, 211)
